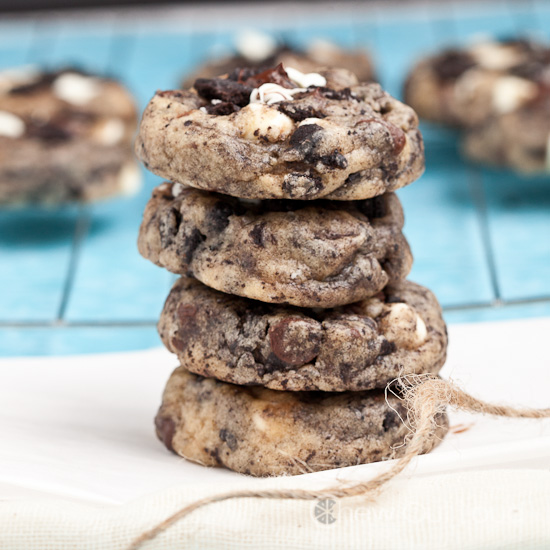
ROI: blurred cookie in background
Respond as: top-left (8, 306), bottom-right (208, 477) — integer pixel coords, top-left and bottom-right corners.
top-left (182, 29), bottom-right (375, 88)
top-left (404, 37), bottom-right (550, 173)
top-left (0, 67), bottom-right (141, 206)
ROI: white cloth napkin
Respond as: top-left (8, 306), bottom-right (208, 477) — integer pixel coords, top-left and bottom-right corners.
top-left (2, 469), bottom-right (550, 550)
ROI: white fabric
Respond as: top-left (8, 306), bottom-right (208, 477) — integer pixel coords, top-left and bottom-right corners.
top-left (1, 470), bottom-right (550, 549)
top-left (1, 317), bottom-right (550, 549)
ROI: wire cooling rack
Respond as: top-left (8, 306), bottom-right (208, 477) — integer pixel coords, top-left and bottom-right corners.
top-left (0, 0), bottom-right (549, 355)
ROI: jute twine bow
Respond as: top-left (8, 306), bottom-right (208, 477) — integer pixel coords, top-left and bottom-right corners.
top-left (128, 374), bottom-right (550, 550)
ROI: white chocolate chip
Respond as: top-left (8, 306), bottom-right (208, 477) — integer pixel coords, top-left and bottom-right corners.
top-left (363, 298), bottom-right (385, 319)
top-left (415, 315), bottom-right (427, 344)
top-left (248, 67), bottom-right (326, 106)
top-left (252, 412), bottom-right (268, 432)
top-left (92, 118), bottom-right (126, 146)
top-left (236, 102), bottom-right (294, 142)
top-left (250, 82), bottom-right (298, 105)
top-left (0, 110), bottom-right (25, 138)
top-left (285, 66), bottom-right (327, 88)
top-left (492, 76), bottom-right (538, 114)
top-left (171, 182), bottom-right (185, 197)
top-left (117, 162), bottom-right (141, 196)
top-left (235, 30), bottom-right (278, 63)
top-left (470, 41), bottom-right (523, 71)
top-left (0, 65), bottom-right (40, 94)
top-left (53, 72), bottom-right (101, 105)
top-left (378, 303), bottom-right (428, 350)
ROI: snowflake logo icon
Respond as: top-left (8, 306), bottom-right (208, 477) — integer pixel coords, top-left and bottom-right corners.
top-left (313, 498), bottom-right (338, 525)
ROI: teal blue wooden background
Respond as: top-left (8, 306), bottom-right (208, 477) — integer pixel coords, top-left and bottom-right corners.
top-left (1, 2), bottom-right (549, 356)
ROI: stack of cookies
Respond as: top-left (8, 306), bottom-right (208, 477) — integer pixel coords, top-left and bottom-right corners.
top-left (135, 63), bottom-right (449, 476)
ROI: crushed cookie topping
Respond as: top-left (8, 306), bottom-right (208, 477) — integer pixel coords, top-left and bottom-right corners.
top-left (193, 64), bottom-right (327, 111)
top-left (250, 66), bottom-right (327, 105)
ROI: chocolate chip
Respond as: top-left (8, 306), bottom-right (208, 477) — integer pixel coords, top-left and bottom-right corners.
top-left (384, 122), bottom-right (407, 155)
top-left (227, 67), bottom-right (262, 82)
top-left (315, 87), bottom-right (355, 101)
top-left (207, 200), bottom-right (236, 233)
top-left (379, 339), bottom-right (396, 356)
top-left (277, 102), bottom-right (326, 122)
top-left (269, 317), bottom-right (322, 366)
top-left (204, 101), bottom-right (241, 115)
top-left (241, 63), bottom-right (295, 89)
top-left (183, 120), bottom-right (193, 126)
top-left (320, 150), bottom-right (348, 169)
top-left (182, 228), bottom-right (206, 265)
top-left (289, 123), bottom-right (323, 151)
top-left (26, 121), bottom-right (72, 142)
top-left (172, 303), bottom-right (198, 352)
top-left (249, 222), bottom-right (266, 247)
top-left (155, 414), bottom-right (176, 452)
top-left (159, 207), bottom-right (181, 248)
top-left (432, 50), bottom-right (476, 81)
top-left (219, 428), bottom-right (238, 451)
top-left (194, 77), bottom-right (253, 107)
top-left (382, 410), bottom-right (400, 432)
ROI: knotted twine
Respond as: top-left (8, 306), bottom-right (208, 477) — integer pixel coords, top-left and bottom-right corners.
top-left (128, 374), bottom-right (550, 550)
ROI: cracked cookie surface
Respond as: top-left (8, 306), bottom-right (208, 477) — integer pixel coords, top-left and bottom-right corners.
top-left (0, 67), bottom-right (139, 204)
top-left (136, 65), bottom-right (424, 200)
top-left (158, 278), bottom-right (447, 391)
top-left (138, 182), bottom-right (412, 308)
top-left (155, 366), bottom-right (449, 476)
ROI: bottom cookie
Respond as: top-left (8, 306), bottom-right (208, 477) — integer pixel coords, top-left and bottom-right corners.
top-left (155, 366), bottom-right (449, 477)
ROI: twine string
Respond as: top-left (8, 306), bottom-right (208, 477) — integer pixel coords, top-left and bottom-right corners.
top-left (127, 375), bottom-right (550, 550)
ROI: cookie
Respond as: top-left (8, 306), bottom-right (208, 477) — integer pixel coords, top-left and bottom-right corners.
top-left (135, 64), bottom-right (424, 200)
top-left (138, 182), bottom-right (412, 308)
top-left (155, 366), bottom-right (449, 476)
top-left (462, 94), bottom-right (550, 172)
top-left (182, 31), bottom-right (375, 88)
top-left (404, 38), bottom-right (548, 126)
top-left (404, 38), bottom-right (550, 172)
top-left (0, 66), bottom-right (140, 204)
top-left (159, 278), bottom-right (447, 392)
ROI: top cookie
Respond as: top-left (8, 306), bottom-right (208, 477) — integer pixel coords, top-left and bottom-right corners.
top-left (136, 65), bottom-right (424, 200)
top-left (0, 66), bottom-right (139, 205)
top-left (404, 38), bottom-right (550, 128)
top-left (182, 32), bottom-right (375, 88)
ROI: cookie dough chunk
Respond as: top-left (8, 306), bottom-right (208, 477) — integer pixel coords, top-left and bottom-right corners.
top-left (136, 64), bottom-right (424, 200)
top-left (138, 182), bottom-right (412, 308)
top-left (155, 366), bottom-right (449, 476)
top-left (159, 278), bottom-right (447, 392)
top-left (0, 67), bottom-right (140, 205)
top-left (182, 32), bottom-right (375, 88)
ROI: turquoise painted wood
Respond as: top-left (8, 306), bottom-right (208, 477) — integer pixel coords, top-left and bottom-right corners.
top-left (0, 3), bottom-right (549, 356)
